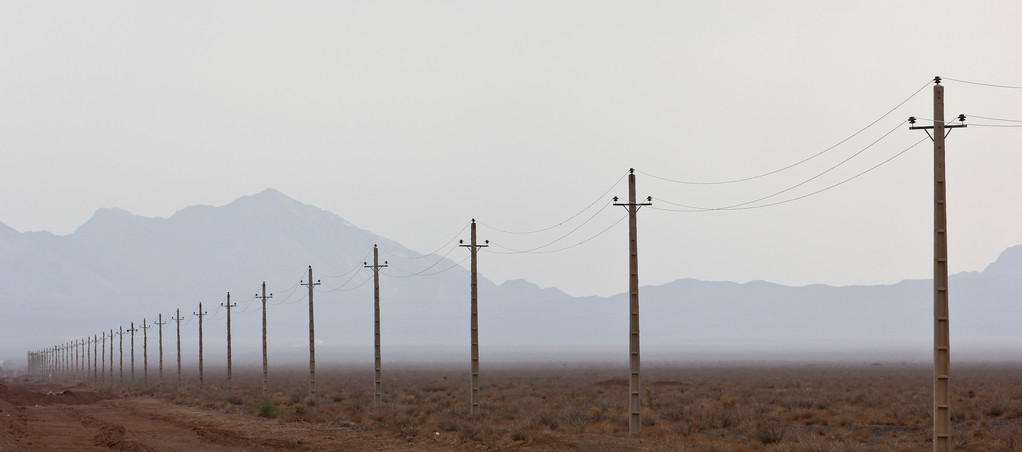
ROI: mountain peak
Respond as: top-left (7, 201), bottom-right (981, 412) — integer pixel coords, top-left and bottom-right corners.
top-left (73, 207), bottom-right (146, 236)
top-left (982, 244), bottom-right (1022, 277)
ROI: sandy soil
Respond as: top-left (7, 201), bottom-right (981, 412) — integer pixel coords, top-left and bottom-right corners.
top-left (0, 380), bottom-right (450, 452)
top-left (0, 378), bottom-right (637, 451)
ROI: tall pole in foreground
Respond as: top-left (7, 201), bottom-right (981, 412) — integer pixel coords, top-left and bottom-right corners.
top-left (365, 245), bottom-right (388, 407)
top-left (109, 329), bottom-right (114, 384)
top-left (142, 318), bottom-right (151, 385)
top-left (301, 267), bottom-right (320, 401)
top-left (614, 168), bottom-right (652, 436)
top-left (101, 332), bottom-right (106, 384)
top-left (910, 76), bottom-right (966, 452)
top-left (460, 220), bottom-right (488, 415)
top-left (172, 309), bottom-right (184, 390)
top-left (157, 314), bottom-right (166, 389)
top-left (222, 292), bottom-right (237, 391)
top-left (258, 283), bottom-right (273, 398)
top-left (194, 303), bottom-right (208, 390)
top-left (118, 326), bottom-right (124, 385)
top-left (128, 322), bottom-right (138, 385)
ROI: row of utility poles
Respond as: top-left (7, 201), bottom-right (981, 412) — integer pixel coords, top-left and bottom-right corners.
top-left (26, 82), bottom-right (959, 447)
top-left (28, 256), bottom-right (397, 408)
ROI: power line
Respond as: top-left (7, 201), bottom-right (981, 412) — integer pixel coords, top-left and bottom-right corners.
top-left (637, 80), bottom-right (931, 185)
top-left (485, 212), bottom-right (628, 255)
top-left (479, 172), bottom-right (627, 235)
top-left (314, 248), bottom-right (374, 278)
top-left (943, 77), bottom-right (1022, 90)
top-left (966, 114), bottom-right (1022, 123)
top-left (380, 223), bottom-right (469, 260)
top-left (652, 136), bottom-right (928, 212)
top-left (484, 203), bottom-right (613, 253)
top-left (382, 243), bottom-right (461, 277)
top-left (382, 254), bottom-right (470, 278)
top-left (649, 119), bottom-right (908, 211)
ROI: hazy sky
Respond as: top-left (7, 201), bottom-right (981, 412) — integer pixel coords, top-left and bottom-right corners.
top-left (3, 2), bottom-right (1022, 297)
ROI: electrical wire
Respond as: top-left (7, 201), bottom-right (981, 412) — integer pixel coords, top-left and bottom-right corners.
top-left (658, 119), bottom-right (907, 211)
top-left (485, 203), bottom-right (614, 253)
top-left (637, 80), bottom-right (930, 185)
top-left (380, 223), bottom-right (469, 260)
top-left (314, 248), bottom-right (373, 278)
top-left (943, 77), bottom-right (1022, 90)
top-left (382, 254), bottom-right (470, 278)
top-left (324, 274), bottom-right (374, 292)
top-left (321, 267), bottom-right (366, 293)
top-left (480, 172), bottom-right (628, 235)
top-left (652, 137), bottom-right (927, 212)
top-left (486, 212), bottom-right (628, 255)
top-left (967, 114), bottom-right (1022, 123)
top-left (382, 242), bottom-right (461, 278)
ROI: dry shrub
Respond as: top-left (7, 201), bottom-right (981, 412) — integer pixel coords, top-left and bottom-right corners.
top-left (754, 419), bottom-right (787, 444)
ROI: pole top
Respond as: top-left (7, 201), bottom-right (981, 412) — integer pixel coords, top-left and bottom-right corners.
top-left (629, 168), bottom-right (634, 174)
top-left (934, 76), bottom-right (942, 85)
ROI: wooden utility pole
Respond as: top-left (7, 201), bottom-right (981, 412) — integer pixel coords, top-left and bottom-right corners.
top-left (172, 309), bottom-right (184, 390)
top-left (258, 282), bottom-right (273, 398)
top-left (101, 332), bottom-right (106, 384)
top-left (614, 168), bottom-right (652, 436)
top-left (460, 220), bottom-right (488, 415)
top-left (222, 292), bottom-right (238, 390)
top-left (109, 328), bottom-right (114, 384)
top-left (365, 245), bottom-right (388, 407)
top-left (157, 314), bottom-right (166, 389)
top-left (909, 76), bottom-right (965, 452)
top-left (118, 327), bottom-right (124, 385)
top-left (194, 303), bottom-right (208, 390)
top-left (93, 334), bottom-right (98, 382)
top-left (301, 266), bottom-right (320, 401)
top-left (142, 318), bottom-right (152, 385)
top-left (86, 336), bottom-right (92, 382)
top-left (128, 322), bottom-right (138, 385)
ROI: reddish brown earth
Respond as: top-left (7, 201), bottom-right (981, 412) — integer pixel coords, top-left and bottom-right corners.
top-left (3, 363), bottom-right (1021, 451)
top-left (0, 380), bottom-right (457, 451)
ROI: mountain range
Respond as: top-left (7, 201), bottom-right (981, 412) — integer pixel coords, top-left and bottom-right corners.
top-left (2, 188), bottom-right (1020, 368)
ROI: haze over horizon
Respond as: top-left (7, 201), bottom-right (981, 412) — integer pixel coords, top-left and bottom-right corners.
top-left (3, 2), bottom-right (1022, 300)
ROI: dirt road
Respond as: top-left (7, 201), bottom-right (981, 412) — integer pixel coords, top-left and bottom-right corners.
top-left (0, 380), bottom-right (453, 451)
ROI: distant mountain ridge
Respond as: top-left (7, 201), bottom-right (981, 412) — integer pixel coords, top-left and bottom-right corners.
top-left (1, 189), bottom-right (1020, 365)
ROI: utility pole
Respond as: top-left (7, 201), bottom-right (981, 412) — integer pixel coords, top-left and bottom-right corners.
top-left (142, 318), bottom-right (152, 385)
top-left (128, 322), bottom-right (138, 386)
top-left (109, 328), bottom-right (114, 385)
top-left (93, 334), bottom-right (98, 382)
top-left (172, 309), bottom-right (184, 390)
top-left (909, 76), bottom-right (966, 452)
top-left (614, 168), bottom-right (652, 436)
top-left (86, 336), bottom-right (92, 382)
top-left (257, 282), bottom-right (273, 398)
top-left (118, 326), bottom-right (124, 385)
top-left (101, 332), bottom-right (106, 384)
top-left (460, 219), bottom-right (488, 415)
top-left (194, 303), bottom-right (208, 390)
top-left (157, 314), bottom-right (166, 389)
top-left (222, 292), bottom-right (237, 391)
top-left (301, 267), bottom-right (320, 401)
top-left (365, 245), bottom-right (388, 407)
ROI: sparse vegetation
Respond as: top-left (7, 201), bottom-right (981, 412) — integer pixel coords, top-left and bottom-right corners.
top-left (143, 362), bottom-right (1022, 450)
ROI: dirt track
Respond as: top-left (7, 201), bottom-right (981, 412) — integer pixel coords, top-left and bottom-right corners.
top-left (0, 380), bottom-right (456, 451)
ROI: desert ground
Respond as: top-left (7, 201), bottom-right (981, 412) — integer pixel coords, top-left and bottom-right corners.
top-left (2, 362), bottom-right (1021, 451)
